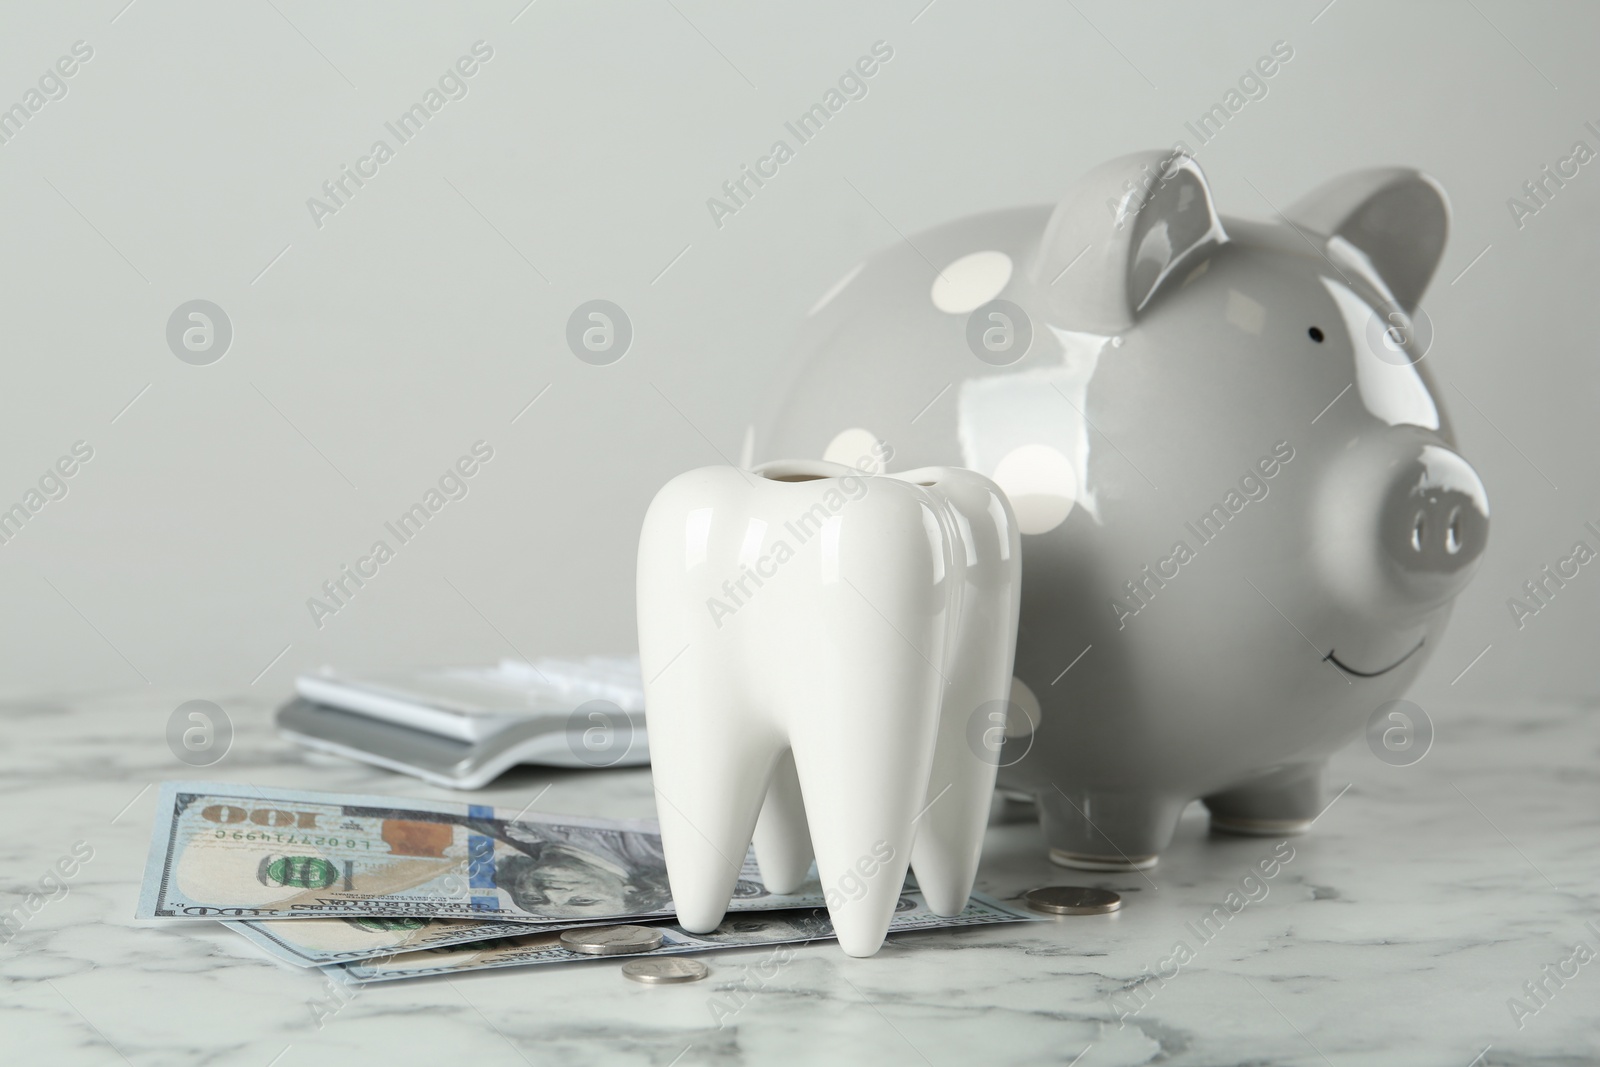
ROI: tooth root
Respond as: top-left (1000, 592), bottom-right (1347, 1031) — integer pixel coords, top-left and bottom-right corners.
top-left (647, 673), bottom-right (778, 934)
top-left (911, 690), bottom-right (1000, 917)
top-left (911, 476), bottom-right (1021, 916)
top-left (790, 666), bottom-right (939, 958)
top-left (752, 749), bottom-right (814, 894)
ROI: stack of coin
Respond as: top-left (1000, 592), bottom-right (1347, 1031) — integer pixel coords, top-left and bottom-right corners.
top-left (559, 925), bottom-right (665, 955)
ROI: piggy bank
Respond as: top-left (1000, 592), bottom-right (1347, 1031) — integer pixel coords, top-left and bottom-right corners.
top-left (763, 151), bottom-right (1489, 869)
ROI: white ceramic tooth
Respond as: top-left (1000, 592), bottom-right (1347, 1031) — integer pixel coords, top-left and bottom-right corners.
top-left (637, 459), bottom-right (1020, 957)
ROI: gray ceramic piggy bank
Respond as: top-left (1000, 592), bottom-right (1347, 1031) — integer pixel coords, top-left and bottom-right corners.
top-left (763, 150), bottom-right (1489, 869)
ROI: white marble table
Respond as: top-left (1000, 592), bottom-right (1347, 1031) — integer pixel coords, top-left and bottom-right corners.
top-left (2, 689), bottom-right (1595, 1066)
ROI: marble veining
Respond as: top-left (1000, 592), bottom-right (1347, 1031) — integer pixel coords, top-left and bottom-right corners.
top-left (1, 689), bottom-right (1596, 1065)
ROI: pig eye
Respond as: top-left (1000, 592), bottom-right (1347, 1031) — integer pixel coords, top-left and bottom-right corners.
top-left (1411, 513), bottom-right (1426, 552)
top-left (1308, 327), bottom-right (1325, 342)
top-left (1446, 507), bottom-right (1462, 554)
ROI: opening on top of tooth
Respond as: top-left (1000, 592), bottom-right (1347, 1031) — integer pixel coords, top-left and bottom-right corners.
top-left (915, 480), bottom-right (936, 487)
top-left (755, 459), bottom-right (842, 483)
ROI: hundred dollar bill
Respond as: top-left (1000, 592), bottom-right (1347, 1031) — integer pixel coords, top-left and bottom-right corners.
top-left (224, 916), bottom-right (550, 967)
top-left (224, 912), bottom-right (656, 967)
top-left (334, 892), bottom-right (1036, 982)
top-left (139, 781), bottom-right (823, 923)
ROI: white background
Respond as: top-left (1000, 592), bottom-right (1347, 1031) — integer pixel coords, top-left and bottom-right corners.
top-left (0, 0), bottom-right (1594, 710)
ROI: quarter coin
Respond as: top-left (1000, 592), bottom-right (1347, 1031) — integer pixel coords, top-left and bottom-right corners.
top-left (622, 957), bottom-right (709, 984)
top-left (1023, 886), bottom-right (1122, 915)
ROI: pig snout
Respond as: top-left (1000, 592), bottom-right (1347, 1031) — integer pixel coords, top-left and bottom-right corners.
top-left (1379, 444), bottom-right (1489, 596)
top-left (1314, 438), bottom-right (1490, 616)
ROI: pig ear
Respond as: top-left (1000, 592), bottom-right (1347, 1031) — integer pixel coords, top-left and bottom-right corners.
top-left (1031, 150), bottom-right (1226, 334)
top-left (1285, 169), bottom-right (1449, 312)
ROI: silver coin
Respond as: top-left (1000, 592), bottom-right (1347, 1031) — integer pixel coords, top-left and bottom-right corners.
top-left (622, 957), bottom-right (710, 984)
top-left (559, 924), bottom-right (665, 955)
top-left (1023, 886), bottom-right (1122, 915)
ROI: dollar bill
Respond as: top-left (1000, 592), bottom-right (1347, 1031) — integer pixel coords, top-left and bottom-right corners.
top-left (332, 892), bottom-right (1036, 982)
top-left (225, 912), bottom-right (660, 967)
top-left (139, 781), bottom-right (823, 923)
top-left (224, 916), bottom-right (549, 967)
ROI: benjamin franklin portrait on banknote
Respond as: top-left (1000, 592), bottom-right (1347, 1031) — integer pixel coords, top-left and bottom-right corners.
top-left (486, 819), bottom-right (674, 918)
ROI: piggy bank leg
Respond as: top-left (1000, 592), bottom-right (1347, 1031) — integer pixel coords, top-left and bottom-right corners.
top-left (1037, 790), bottom-right (1187, 871)
top-left (1203, 761), bottom-right (1326, 837)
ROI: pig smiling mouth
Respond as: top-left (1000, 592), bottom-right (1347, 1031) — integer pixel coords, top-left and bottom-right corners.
top-left (1324, 637), bottom-right (1426, 678)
